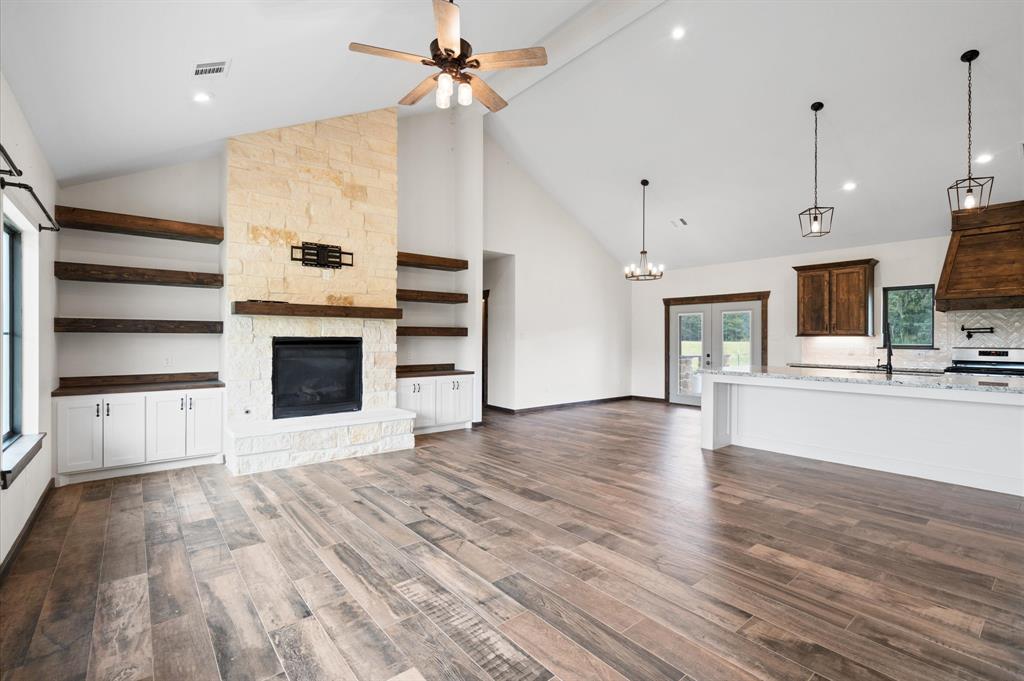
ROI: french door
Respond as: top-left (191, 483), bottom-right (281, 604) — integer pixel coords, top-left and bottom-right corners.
top-left (669, 300), bottom-right (762, 405)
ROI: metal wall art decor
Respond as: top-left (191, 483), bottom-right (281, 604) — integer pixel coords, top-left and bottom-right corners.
top-left (290, 241), bottom-right (354, 269)
top-left (798, 101), bottom-right (833, 238)
top-left (947, 49), bottom-right (994, 213)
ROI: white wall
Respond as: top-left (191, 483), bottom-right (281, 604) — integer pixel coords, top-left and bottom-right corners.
top-left (397, 110), bottom-right (484, 422)
top-left (1, 71), bottom-right (59, 564)
top-left (483, 136), bottom-right (632, 409)
top-left (56, 156), bottom-right (223, 376)
top-left (482, 254), bottom-right (515, 409)
top-left (629, 235), bottom-right (957, 398)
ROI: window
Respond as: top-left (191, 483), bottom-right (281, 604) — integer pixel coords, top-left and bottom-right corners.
top-left (883, 285), bottom-right (934, 348)
top-left (2, 218), bottom-right (22, 446)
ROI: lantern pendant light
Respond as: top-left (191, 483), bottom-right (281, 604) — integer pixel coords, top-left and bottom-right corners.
top-left (947, 49), bottom-right (994, 213)
top-left (624, 179), bottom-right (664, 281)
top-left (798, 102), bottom-right (833, 237)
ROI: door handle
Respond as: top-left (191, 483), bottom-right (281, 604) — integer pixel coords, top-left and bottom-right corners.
top-left (106, 403), bottom-right (110, 417)
top-left (96, 403), bottom-right (100, 418)
top-left (180, 397), bottom-right (184, 411)
top-left (189, 397), bottom-right (193, 411)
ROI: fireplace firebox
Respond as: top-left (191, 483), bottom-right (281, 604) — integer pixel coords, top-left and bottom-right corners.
top-left (272, 337), bottom-right (362, 419)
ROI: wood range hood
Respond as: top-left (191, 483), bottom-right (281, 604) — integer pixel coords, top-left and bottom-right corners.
top-left (935, 199), bottom-right (1024, 312)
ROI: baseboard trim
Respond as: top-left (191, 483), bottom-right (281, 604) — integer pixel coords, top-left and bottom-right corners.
top-left (0, 477), bottom-right (55, 581)
top-left (485, 395), bottom-right (669, 415)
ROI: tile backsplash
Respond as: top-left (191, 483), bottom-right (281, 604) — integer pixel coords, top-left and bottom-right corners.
top-left (800, 308), bottom-right (1024, 369)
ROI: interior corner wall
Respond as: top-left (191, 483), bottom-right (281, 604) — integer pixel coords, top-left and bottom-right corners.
top-left (1, 71), bottom-right (59, 565)
top-left (483, 135), bottom-right (631, 410)
top-left (55, 156), bottom-right (224, 376)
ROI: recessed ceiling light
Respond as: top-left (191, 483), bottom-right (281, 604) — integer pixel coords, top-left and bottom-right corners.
top-left (842, 181), bottom-right (857, 191)
top-left (193, 92), bottom-right (212, 103)
top-left (671, 26), bottom-right (685, 40)
top-left (976, 153), bottom-right (993, 164)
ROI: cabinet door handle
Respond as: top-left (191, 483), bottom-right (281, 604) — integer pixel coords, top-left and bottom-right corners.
top-left (106, 403), bottom-right (110, 417)
top-left (180, 397), bottom-right (184, 411)
top-left (189, 397), bottom-right (193, 410)
top-left (96, 403), bottom-right (100, 418)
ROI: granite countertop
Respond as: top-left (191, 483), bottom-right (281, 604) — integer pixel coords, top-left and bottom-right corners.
top-left (700, 365), bottom-right (1024, 394)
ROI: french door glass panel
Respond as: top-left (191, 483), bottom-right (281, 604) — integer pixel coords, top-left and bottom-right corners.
top-left (720, 310), bottom-right (753, 370)
top-left (678, 312), bottom-right (705, 397)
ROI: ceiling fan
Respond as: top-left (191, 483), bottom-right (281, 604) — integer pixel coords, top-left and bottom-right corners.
top-left (349, 0), bottom-right (548, 112)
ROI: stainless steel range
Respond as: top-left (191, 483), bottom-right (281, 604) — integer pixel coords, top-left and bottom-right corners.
top-left (945, 348), bottom-right (1024, 377)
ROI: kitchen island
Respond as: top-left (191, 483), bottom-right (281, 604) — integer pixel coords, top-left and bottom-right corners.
top-left (699, 366), bottom-right (1024, 496)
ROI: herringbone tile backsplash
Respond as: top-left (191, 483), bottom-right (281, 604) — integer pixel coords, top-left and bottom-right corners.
top-left (950, 309), bottom-right (1024, 348)
top-left (801, 308), bottom-right (1024, 369)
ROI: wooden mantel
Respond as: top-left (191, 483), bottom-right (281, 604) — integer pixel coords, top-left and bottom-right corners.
top-left (231, 301), bottom-right (403, 319)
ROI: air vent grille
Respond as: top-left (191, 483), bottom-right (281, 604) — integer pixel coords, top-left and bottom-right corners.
top-left (193, 60), bottom-right (229, 77)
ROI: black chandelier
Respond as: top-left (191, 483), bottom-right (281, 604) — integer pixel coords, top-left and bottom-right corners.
top-left (798, 101), bottom-right (833, 237)
top-left (947, 49), bottom-right (994, 213)
top-left (624, 179), bottom-right (664, 281)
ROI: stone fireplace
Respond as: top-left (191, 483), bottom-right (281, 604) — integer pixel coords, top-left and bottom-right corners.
top-left (221, 108), bottom-right (414, 474)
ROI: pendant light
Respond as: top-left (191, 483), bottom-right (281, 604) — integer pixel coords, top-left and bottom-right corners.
top-left (624, 179), bottom-right (664, 281)
top-left (947, 49), bottom-right (994, 213)
top-left (798, 102), bottom-right (833, 237)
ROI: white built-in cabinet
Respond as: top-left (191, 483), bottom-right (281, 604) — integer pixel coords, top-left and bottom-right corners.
top-left (57, 389), bottom-right (223, 474)
top-left (397, 375), bottom-right (473, 431)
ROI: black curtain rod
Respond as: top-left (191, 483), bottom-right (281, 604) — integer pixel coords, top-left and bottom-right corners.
top-left (0, 143), bottom-right (60, 232)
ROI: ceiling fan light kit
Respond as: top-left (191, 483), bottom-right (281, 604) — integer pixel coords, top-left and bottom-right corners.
top-left (798, 101), bottom-right (834, 238)
top-left (625, 179), bottom-right (665, 282)
top-left (947, 49), bottom-right (994, 214)
top-left (349, 0), bottom-right (547, 113)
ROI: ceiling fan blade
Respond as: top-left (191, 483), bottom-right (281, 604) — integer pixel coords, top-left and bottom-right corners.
top-left (349, 42), bottom-right (430, 65)
top-left (433, 0), bottom-right (461, 56)
top-left (469, 76), bottom-right (507, 112)
top-left (470, 47), bottom-right (548, 71)
top-left (399, 74), bottom-right (439, 105)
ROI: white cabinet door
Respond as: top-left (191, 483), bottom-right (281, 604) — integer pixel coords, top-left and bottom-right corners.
top-left (435, 378), bottom-right (460, 425)
top-left (398, 378), bottom-right (436, 428)
top-left (103, 394), bottom-right (147, 468)
top-left (57, 396), bottom-right (104, 473)
top-left (187, 391), bottom-right (223, 457)
top-left (454, 376), bottom-right (473, 423)
top-left (146, 391), bottom-right (188, 462)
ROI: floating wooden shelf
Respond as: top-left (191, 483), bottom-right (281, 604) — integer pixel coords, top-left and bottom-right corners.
top-left (397, 363), bottom-right (474, 377)
top-left (56, 205), bottom-right (223, 244)
top-left (397, 289), bottom-right (469, 304)
top-left (232, 301), bottom-right (403, 319)
top-left (397, 251), bottom-right (469, 272)
top-left (397, 326), bottom-right (468, 337)
top-left (55, 261), bottom-right (223, 289)
top-left (55, 318), bottom-right (223, 334)
top-left (53, 372), bottom-right (224, 396)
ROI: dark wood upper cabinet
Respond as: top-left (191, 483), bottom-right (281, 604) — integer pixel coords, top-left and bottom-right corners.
top-left (796, 269), bottom-right (830, 335)
top-left (794, 259), bottom-right (877, 336)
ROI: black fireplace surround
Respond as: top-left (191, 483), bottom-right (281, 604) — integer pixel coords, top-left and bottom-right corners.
top-left (272, 337), bottom-right (362, 419)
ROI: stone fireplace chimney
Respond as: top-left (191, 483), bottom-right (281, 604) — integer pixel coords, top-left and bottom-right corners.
top-left (220, 108), bottom-right (413, 474)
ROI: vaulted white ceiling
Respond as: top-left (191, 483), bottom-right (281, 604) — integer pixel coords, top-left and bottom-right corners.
top-left (2, 1), bottom-right (1022, 268)
top-left (486, 1), bottom-right (1024, 267)
top-left (0, 0), bottom-right (587, 184)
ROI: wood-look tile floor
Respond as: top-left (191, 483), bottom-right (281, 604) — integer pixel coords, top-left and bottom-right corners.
top-left (2, 401), bottom-right (1023, 681)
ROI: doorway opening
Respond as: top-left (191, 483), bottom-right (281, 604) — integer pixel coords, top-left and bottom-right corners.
top-left (482, 251), bottom-right (515, 412)
top-left (663, 292), bottom-right (770, 405)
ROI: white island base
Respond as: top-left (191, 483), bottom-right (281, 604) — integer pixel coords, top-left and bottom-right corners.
top-left (700, 368), bottom-right (1024, 496)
